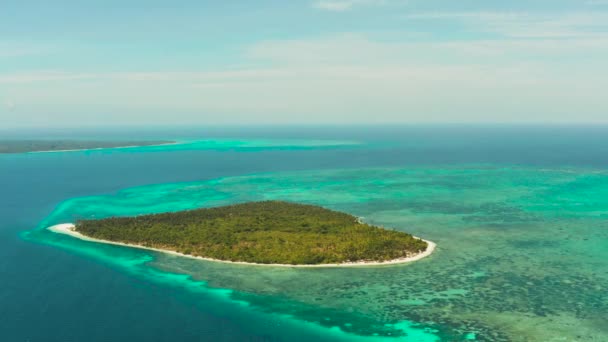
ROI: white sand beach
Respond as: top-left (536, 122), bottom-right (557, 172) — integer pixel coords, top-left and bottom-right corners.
top-left (29, 142), bottom-right (179, 154)
top-left (48, 223), bottom-right (436, 268)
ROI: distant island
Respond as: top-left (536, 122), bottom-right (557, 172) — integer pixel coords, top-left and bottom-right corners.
top-left (49, 201), bottom-right (435, 267)
top-left (0, 140), bottom-right (175, 153)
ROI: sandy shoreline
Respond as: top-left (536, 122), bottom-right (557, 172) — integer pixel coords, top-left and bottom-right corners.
top-left (28, 141), bottom-right (178, 154)
top-left (48, 223), bottom-right (436, 268)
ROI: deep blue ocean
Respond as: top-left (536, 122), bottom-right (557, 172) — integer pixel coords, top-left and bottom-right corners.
top-left (1, 125), bottom-right (607, 341)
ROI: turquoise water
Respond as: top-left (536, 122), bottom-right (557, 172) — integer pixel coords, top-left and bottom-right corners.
top-left (4, 126), bottom-right (608, 341)
top-left (29, 138), bottom-right (361, 154)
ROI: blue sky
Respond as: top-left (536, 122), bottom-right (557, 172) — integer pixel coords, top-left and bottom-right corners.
top-left (1, 0), bottom-right (607, 126)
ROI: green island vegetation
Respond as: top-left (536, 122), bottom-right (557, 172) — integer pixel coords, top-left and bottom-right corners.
top-left (0, 140), bottom-right (173, 153)
top-left (75, 201), bottom-right (428, 265)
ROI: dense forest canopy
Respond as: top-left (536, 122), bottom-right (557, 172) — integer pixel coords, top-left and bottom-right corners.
top-left (0, 140), bottom-right (172, 153)
top-left (75, 201), bottom-right (428, 265)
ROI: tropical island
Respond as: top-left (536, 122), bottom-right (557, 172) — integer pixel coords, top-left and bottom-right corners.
top-left (49, 201), bottom-right (435, 267)
top-left (0, 140), bottom-right (175, 153)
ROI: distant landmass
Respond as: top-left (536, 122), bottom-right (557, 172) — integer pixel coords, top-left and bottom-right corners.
top-left (58, 201), bottom-right (433, 266)
top-left (0, 140), bottom-right (174, 153)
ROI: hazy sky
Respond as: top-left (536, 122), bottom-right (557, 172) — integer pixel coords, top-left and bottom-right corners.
top-left (1, 0), bottom-right (608, 127)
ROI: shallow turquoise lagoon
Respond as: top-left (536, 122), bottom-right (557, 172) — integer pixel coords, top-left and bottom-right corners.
top-left (4, 126), bottom-right (608, 341)
top-left (24, 166), bottom-right (608, 341)
top-left (29, 137), bottom-right (362, 154)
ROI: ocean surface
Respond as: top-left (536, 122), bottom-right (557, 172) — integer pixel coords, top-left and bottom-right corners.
top-left (1, 125), bottom-right (607, 341)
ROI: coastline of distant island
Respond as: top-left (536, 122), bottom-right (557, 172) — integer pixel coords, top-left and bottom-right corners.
top-left (0, 140), bottom-right (176, 154)
top-left (47, 201), bottom-right (436, 267)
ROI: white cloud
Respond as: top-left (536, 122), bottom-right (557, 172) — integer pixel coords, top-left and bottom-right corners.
top-left (587, 0), bottom-right (608, 6)
top-left (312, 0), bottom-right (389, 12)
top-left (313, 1), bottom-right (354, 11)
top-left (403, 11), bottom-right (608, 39)
top-left (0, 43), bottom-right (52, 58)
top-left (3, 100), bottom-right (16, 112)
top-left (247, 33), bottom-right (608, 66)
top-left (3, 64), bottom-right (605, 125)
top-left (0, 71), bottom-right (94, 84)
top-left (2, 34), bottom-right (607, 124)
